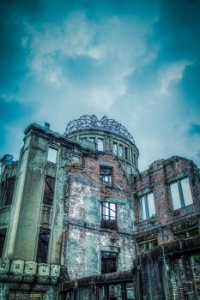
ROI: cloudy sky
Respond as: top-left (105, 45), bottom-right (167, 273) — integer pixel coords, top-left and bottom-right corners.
top-left (1, 0), bottom-right (200, 171)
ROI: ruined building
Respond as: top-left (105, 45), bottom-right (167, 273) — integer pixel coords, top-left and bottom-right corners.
top-left (0, 115), bottom-right (200, 300)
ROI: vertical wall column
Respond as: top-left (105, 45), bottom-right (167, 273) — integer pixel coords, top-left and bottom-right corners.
top-left (4, 137), bottom-right (31, 258)
top-left (12, 134), bottom-right (48, 261)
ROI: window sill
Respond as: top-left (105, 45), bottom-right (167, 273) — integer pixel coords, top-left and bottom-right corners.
top-left (139, 217), bottom-right (157, 223)
top-left (171, 204), bottom-right (195, 216)
top-left (47, 161), bottom-right (57, 168)
top-left (100, 181), bottom-right (113, 188)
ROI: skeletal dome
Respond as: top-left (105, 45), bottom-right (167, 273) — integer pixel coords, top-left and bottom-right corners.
top-left (64, 115), bottom-right (139, 174)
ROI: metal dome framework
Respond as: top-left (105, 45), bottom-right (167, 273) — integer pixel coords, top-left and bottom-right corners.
top-left (64, 115), bottom-right (135, 144)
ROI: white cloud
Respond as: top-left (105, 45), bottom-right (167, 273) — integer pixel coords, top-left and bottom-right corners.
top-left (27, 12), bottom-right (154, 89)
top-left (158, 61), bottom-right (192, 95)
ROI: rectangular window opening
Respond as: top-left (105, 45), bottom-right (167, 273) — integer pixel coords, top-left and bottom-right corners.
top-left (113, 143), bottom-right (118, 155)
top-left (140, 193), bottom-right (155, 220)
top-left (0, 229), bottom-right (6, 257)
top-left (47, 147), bottom-right (57, 163)
top-left (43, 176), bottom-right (55, 206)
top-left (190, 253), bottom-right (200, 267)
top-left (100, 167), bottom-right (112, 184)
top-left (101, 252), bottom-right (117, 274)
top-left (98, 139), bottom-right (104, 151)
top-left (134, 153), bottom-right (136, 165)
top-left (139, 239), bottom-right (158, 253)
top-left (89, 137), bottom-right (95, 143)
top-left (126, 283), bottom-right (135, 299)
top-left (79, 137), bottom-right (87, 142)
top-left (118, 144), bottom-right (123, 157)
top-left (124, 147), bottom-right (128, 160)
top-left (36, 228), bottom-right (50, 263)
top-left (130, 150), bottom-right (134, 164)
top-left (174, 227), bottom-right (199, 240)
top-left (170, 177), bottom-right (193, 210)
top-left (1, 177), bottom-right (15, 206)
top-left (101, 202), bottom-right (117, 229)
top-left (190, 253), bottom-right (200, 286)
top-left (109, 284), bottom-right (122, 299)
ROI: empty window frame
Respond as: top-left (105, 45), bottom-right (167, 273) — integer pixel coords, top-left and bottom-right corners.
top-left (89, 137), bottom-right (95, 143)
top-left (126, 283), bottom-right (135, 299)
top-left (109, 284), bottom-right (122, 299)
top-left (79, 137), bottom-right (87, 142)
top-left (190, 253), bottom-right (200, 267)
top-left (100, 167), bottom-right (112, 184)
top-left (36, 228), bottom-right (50, 263)
top-left (43, 176), bottom-right (55, 206)
top-left (1, 177), bottom-right (15, 206)
top-left (47, 147), bottom-right (57, 163)
top-left (124, 147), bottom-right (128, 160)
top-left (97, 283), bottom-right (134, 299)
top-left (101, 252), bottom-right (117, 274)
top-left (118, 144), bottom-right (123, 157)
top-left (174, 227), bottom-right (199, 240)
top-left (139, 239), bottom-right (158, 253)
top-left (170, 177), bottom-right (193, 210)
top-left (101, 202), bottom-right (117, 229)
top-left (131, 150), bottom-right (134, 164)
top-left (113, 143), bottom-right (118, 155)
top-left (134, 153), bottom-right (136, 165)
top-left (0, 229), bottom-right (6, 257)
top-left (140, 193), bottom-right (155, 220)
top-left (98, 138), bottom-right (104, 151)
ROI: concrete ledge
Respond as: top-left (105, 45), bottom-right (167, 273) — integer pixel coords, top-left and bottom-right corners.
top-left (0, 259), bottom-right (60, 285)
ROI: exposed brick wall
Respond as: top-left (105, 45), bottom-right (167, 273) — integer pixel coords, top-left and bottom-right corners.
top-left (64, 153), bottom-right (135, 279)
top-left (133, 156), bottom-right (200, 255)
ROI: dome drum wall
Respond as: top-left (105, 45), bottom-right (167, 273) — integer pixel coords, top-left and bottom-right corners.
top-left (64, 116), bottom-right (139, 174)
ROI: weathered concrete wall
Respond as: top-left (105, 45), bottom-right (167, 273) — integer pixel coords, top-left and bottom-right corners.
top-left (4, 135), bottom-right (32, 259)
top-left (65, 153), bottom-right (135, 279)
top-left (66, 226), bottom-right (134, 279)
top-left (9, 127), bottom-right (67, 264)
top-left (62, 236), bottom-right (200, 300)
top-left (13, 134), bottom-right (48, 260)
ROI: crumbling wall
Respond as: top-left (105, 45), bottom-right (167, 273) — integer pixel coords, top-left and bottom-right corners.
top-left (133, 156), bottom-right (200, 255)
top-left (64, 153), bottom-right (135, 280)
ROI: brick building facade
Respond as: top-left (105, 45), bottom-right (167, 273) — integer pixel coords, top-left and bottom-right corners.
top-left (0, 115), bottom-right (200, 300)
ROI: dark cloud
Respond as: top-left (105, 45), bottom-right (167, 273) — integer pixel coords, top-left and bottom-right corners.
top-left (179, 62), bottom-right (200, 110)
top-left (0, 96), bottom-right (32, 123)
top-left (153, 0), bottom-right (200, 62)
top-left (188, 124), bottom-right (200, 136)
top-left (127, 0), bottom-right (200, 115)
top-left (0, 0), bottom-right (159, 93)
top-left (57, 0), bottom-right (159, 20)
top-left (0, 0), bottom-right (42, 93)
top-left (0, 96), bottom-right (36, 148)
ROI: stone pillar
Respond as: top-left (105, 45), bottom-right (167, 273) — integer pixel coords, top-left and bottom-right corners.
top-left (4, 137), bottom-right (31, 258)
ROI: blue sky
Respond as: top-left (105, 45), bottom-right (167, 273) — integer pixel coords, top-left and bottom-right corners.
top-left (1, 0), bottom-right (200, 170)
